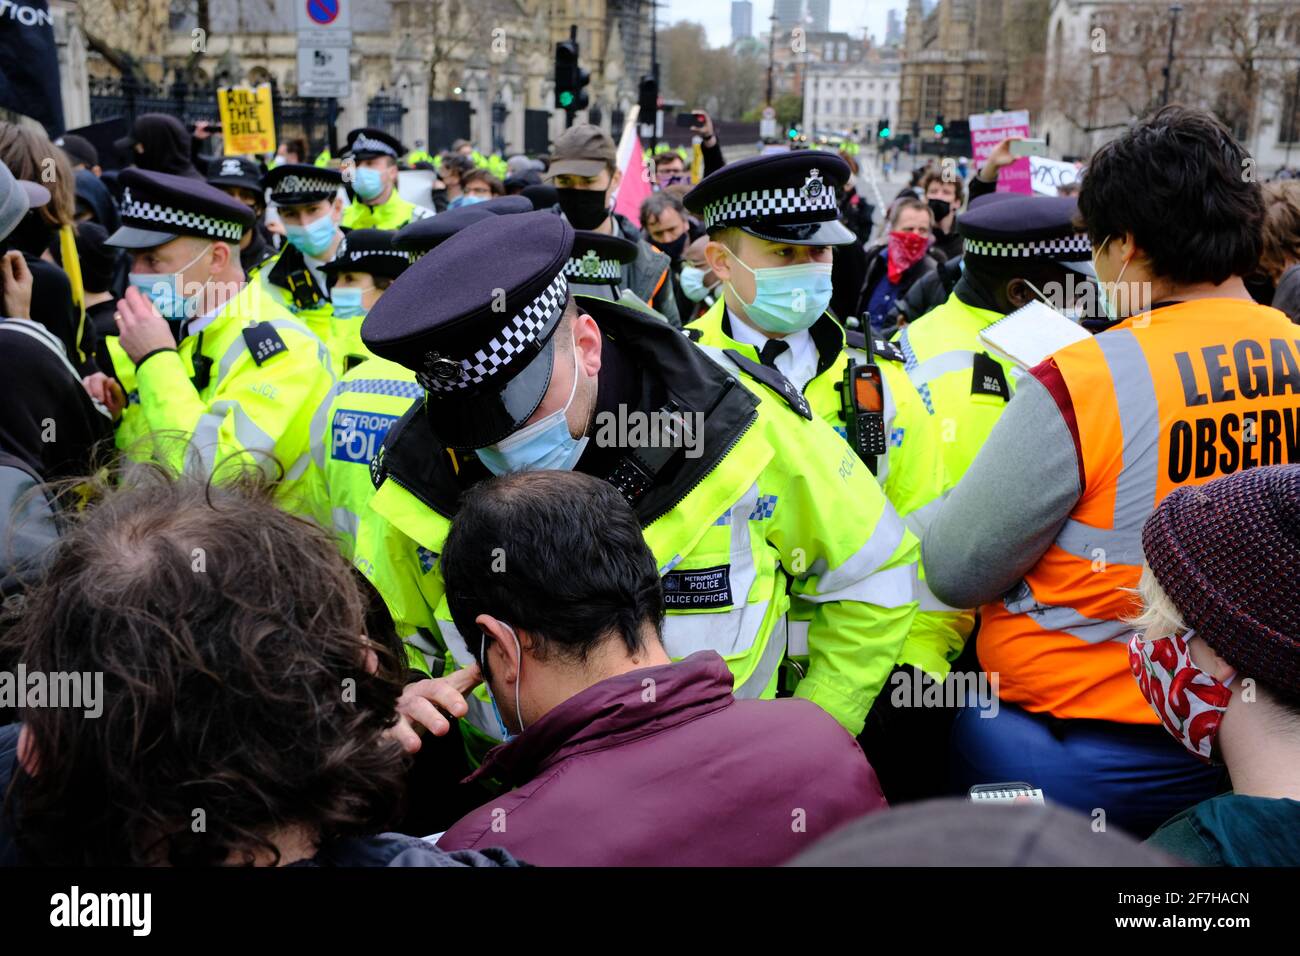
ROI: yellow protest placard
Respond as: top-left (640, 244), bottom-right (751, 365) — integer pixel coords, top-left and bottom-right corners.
top-left (217, 84), bottom-right (277, 156)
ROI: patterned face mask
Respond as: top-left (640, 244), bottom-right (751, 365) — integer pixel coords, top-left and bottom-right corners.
top-left (1128, 629), bottom-right (1235, 764)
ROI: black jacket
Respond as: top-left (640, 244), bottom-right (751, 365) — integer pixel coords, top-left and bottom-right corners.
top-left (857, 241), bottom-right (943, 327)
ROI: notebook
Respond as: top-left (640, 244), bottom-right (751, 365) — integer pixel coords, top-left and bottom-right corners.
top-left (978, 299), bottom-right (1091, 370)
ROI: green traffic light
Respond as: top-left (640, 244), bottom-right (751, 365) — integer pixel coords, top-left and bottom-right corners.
top-left (559, 91), bottom-right (574, 108)
top-left (934, 124), bottom-right (944, 133)
top-left (788, 128), bottom-right (797, 140)
top-left (879, 127), bottom-right (890, 138)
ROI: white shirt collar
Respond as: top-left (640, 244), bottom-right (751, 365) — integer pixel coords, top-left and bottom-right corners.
top-left (726, 306), bottom-right (819, 393)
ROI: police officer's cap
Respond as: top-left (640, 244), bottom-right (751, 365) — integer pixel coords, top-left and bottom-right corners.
top-left (106, 168), bottom-right (254, 249)
top-left (321, 229), bottom-right (412, 285)
top-left (262, 163), bottom-right (343, 207)
top-left (958, 194), bottom-right (1092, 274)
top-left (206, 156), bottom-right (265, 194)
top-left (683, 151), bottom-right (855, 246)
top-left (565, 229), bottom-right (636, 284)
top-left (344, 127), bottom-right (405, 162)
top-left (391, 195), bottom-right (532, 255)
top-left (362, 210), bottom-right (574, 449)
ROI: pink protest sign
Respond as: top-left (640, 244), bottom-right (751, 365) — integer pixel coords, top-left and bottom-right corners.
top-left (969, 110), bottom-right (1032, 195)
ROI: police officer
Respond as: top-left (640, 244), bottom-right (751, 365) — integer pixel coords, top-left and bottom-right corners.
top-left (323, 197), bottom-right (534, 559)
top-left (205, 156), bottom-right (275, 277)
top-left (352, 209), bottom-right (919, 756)
top-left (319, 228), bottom-right (411, 370)
top-left (896, 193), bottom-right (1094, 484)
top-left (683, 150), bottom-right (965, 801)
top-left (259, 163), bottom-right (347, 345)
top-left (88, 169), bottom-right (335, 523)
top-left (340, 128), bottom-right (433, 231)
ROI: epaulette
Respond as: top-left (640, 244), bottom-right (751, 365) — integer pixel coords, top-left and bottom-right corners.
top-left (722, 348), bottom-right (813, 420)
top-left (682, 327), bottom-right (703, 342)
top-left (242, 323), bottom-right (289, 366)
top-left (845, 329), bottom-right (905, 364)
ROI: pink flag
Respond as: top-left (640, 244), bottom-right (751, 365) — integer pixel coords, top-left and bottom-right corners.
top-left (612, 108), bottom-right (653, 228)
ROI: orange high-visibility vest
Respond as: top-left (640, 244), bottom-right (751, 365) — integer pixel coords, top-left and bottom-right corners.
top-left (979, 299), bottom-right (1300, 723)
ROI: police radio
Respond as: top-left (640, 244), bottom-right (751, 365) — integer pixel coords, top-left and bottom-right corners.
top-left (836, 337), bottom-right (887, 474)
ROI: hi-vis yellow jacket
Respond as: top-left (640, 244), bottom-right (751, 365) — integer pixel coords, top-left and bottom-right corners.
top-left (341, 191), bottom-right (432, 231)
top-left (105, 281), bottom-right (336, 524)
top-left (353, 297), bottom-right (920, 746)
top-left (688, 300), bottom-right (972, 678)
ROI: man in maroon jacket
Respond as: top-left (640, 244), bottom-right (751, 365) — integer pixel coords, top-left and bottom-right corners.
top-left (434, 470), bottom-right (886, 866)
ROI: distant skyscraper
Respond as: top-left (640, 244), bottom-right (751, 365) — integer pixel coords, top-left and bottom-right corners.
top-left (807, 0), bottom-right (830, 33)
top-left (731, 0), bottom-right (753, 43)
top-left (885, 8), bottom-right (903, 45)
top-left (773, 0), bottom-right (804, 30)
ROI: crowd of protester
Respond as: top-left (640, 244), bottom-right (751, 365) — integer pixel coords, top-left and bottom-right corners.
top-left (0, 102), bottom-right (1297, 869)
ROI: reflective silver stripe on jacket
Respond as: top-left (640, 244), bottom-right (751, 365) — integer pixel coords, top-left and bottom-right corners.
top-left (799, 503), bottom-right (916, 608)
top-left (1052, 329), bottom-right (1160, 568)
top-left (1001, 579), bottom-right (1132, 644)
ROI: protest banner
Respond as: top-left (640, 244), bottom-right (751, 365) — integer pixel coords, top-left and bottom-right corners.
top-left (217, 84), bottom-right (277, 156)
top-left (969, 109), bottom-right (1031, 194)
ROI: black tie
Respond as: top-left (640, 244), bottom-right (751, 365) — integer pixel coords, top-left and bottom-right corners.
top-left (759, 339), bottom-right (789, 368)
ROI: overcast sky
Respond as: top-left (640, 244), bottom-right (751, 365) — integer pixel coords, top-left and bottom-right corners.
top-left (658, 0), bottom-right (896, 48)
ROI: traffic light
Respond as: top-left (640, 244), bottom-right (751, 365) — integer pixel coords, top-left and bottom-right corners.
top-left (638, 74), bottom-right (658, 123)
top-left (876, 117), bottom-right (890, 138)
top-left (787, 126), bottom-right (799, 140)
top-left (933, 113), bottom-right (945, 135)
top-left (554, 30), bottom-right (590, 112)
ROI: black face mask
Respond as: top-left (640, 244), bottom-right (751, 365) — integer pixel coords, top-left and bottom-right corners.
top-left (928, 198), bottom-right (951, 223)
top-left (653, 233), bottom-right (688, 260)
top-left (556, 187), bottom-right (611, 230)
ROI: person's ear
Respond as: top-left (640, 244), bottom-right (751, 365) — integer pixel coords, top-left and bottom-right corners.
top-left (332, 196), bottom-right (344, 222)
top-left (1189, 635), bottom-right (1236, 685)
top-left (209, 240), bottom-right (231, 274)
top-left (475, 613), bottom-right (520, 683)
top-left (16, 725), bottom-right (39, 778)
top-left (609, 168), bottom-right (622, 195)
top-left (1006, 277), bottom-right (1034, 309)
top-left (573, 312), bottom-right (603, 377)
top-left (705, 239), bottom-right (732, 281)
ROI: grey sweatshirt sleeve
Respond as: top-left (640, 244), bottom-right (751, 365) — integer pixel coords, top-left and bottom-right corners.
top-left (922, 373), bottom-right (1083, 609)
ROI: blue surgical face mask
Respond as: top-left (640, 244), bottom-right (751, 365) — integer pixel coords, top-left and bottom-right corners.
top-left (679, 264), bottom-right (717, 302)
top-left (353, 166), bottom-right (385, 200)
top-left (1092, 236), bottom-right (1132, 320)
top-left (475, 334), bottom-right (589, 476)
top-left (330, 284), bottom-right (371, 320)
top-left (449, 194), bottom-right (487, 209)
top-left (727, 253), bottom-right (834, 334)
top-left (127, 242), bottom-right (211, 322)
top-left (284, 208), bottom-right (338, 258)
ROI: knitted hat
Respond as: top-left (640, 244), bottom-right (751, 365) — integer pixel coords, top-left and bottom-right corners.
top-left (1141, 464), bottom-right (1300, 696)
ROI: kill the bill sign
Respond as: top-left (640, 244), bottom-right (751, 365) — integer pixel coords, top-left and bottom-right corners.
top-left (217, 84), bottom-right (277, 156)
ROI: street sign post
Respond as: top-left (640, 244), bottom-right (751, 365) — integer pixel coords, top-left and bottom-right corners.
top-left (296, 0), bottom-right (351, 99)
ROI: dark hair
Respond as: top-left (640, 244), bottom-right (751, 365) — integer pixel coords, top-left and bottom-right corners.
top-left (920, 169), bottom-right (965, 204)
top-left (282, 137), bottom-right (308, 162)
top-left (653, 151), bottom-right (686, 170)
top-left (442, 471), bottom-right (664, 666)
top-left (1260, 180), bottom-right (1300, 281)
top-left (461, 168), bottom-right (504, 196)
top-left (641, 189), bottom-right (686, 225)
top-left (1077, 105), bottom-right (1264, 285)
top-left (0, 467), bottom-right (409, 865)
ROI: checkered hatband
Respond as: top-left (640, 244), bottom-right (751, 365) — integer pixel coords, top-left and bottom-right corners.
top-left (120, 187), bottom-right (244, 241)
top-left (702, 169), bottom-right (840, 229)
top-left (963, 234), bottom-right (1092, 259)
top-left (342, 246), bottom-right (412, 265)
top-left (350, 134), bottom-right (397, 157)
top-left (417, 272), bottom-right (569, 394)
top-left (564, 251), bottom-right (622, 281)
top-left (270, 173), bottom-right (339, 200)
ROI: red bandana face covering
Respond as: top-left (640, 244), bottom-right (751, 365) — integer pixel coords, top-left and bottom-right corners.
top-left (887, 230), bottom-right (931, 284)
top-left (1128, 629), bottom-right (1235, 764)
